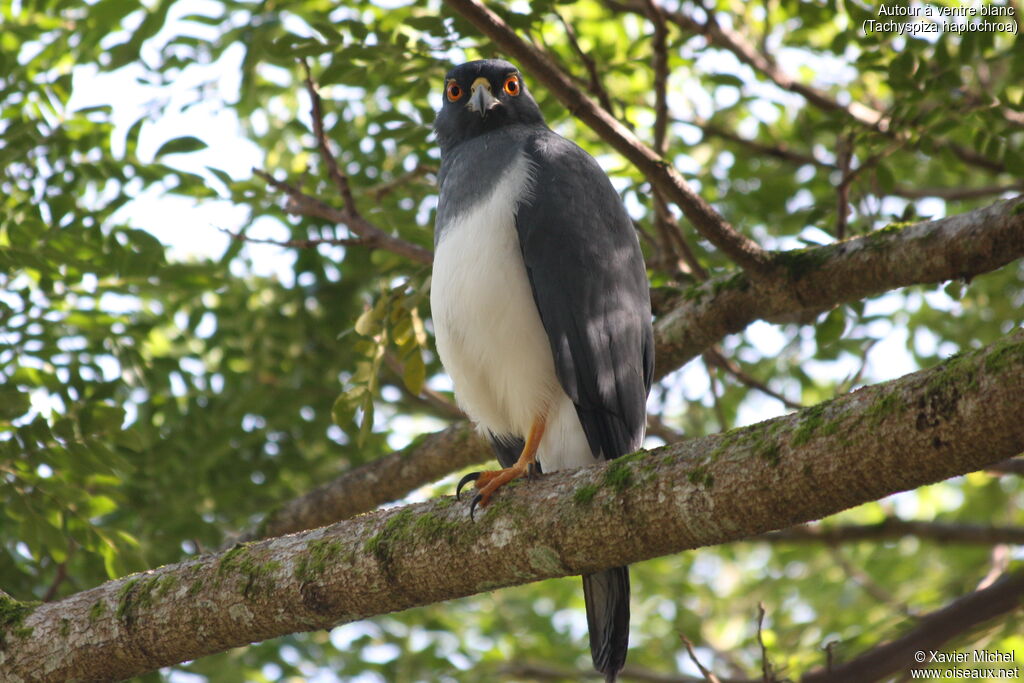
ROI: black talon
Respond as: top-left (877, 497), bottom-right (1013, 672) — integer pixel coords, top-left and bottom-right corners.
top-left (469, 493), bottom-right (483, 521)
top-left (457, 472), bottom-right (481, 500)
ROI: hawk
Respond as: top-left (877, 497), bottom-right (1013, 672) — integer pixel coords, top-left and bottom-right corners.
top-left (431, 59), bottom-right (654, 680)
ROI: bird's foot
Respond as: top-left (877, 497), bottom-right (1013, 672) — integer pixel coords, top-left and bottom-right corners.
top-left (456, 465), bottom-right (528, 520)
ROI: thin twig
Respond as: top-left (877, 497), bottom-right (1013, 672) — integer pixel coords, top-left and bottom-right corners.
top-left (976, 544), bottom-right (1010, 591)
top-left (556, 12), bottom-right (617, 116)
top-left (218, 225), bottom-right (364, 250)
top-left (837, 339), bottom-right (877, 394)
top-left (366, 164), bottom-right (436, 201)
top-left (756, 603), bottom-right (772, 682)
top-left (703, 355), bottom-right (728, 431)
top-left (442, 0), bottom-right (775, 275)
top-left (835, 133), bottom-right (853, 240)
top-left (823, 640), bottom-right (838, 673)
top-left (640, 12), bottom-right (713, 285)
top-left (641, 0), bottom-right (1008, 174)
top-left (42, 562), bottom-right (68, 602)
top-left (302, 59), bottom-right (358, 212)
top-left (646, 411), bottom-right (684, 443)
top-left (643, 0), bottom-right (670, 155)
top-left (757, 519), bottom-right (1024, 546)
top-left (252, 167), bottom-right (433, 265)
top-left (891, 183), bottom-right (1024, 201)
top-left (827, 546), bottom-right (919, 619)
top-left (692, 118), bottom-right (829, 168)
top-left (653, 194), bottom-right (709, 280)
top-left (680, 634), bottom-right (722, 683)
top-left (704, 347), bottom-right (801, 410)
top-left (383, 350), bottom-right (465, 421)
top-left (251, 63), bottom-right (435, 265)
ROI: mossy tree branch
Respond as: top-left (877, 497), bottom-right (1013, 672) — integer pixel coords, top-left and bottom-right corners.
top-left (655, 196), bottom-right (1024, 378)
top-left (5, 329), bottom-right (1024, 682)
top-left (231, 197), bottom-right (1024, 544)
top-left (234, 422), bottom-right (491, 542)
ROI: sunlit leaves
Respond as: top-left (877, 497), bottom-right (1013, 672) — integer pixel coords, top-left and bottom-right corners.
top-left (1, 0), bottom-right (1022, 679)
top-left (154, 136), bottom-right (208, 158)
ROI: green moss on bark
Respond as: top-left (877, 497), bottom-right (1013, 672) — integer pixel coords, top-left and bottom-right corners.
top-left (864, 390), bottom-right (902, 425)
top-left (773, 244), bottom-right (836, 281)
top-left (0, 593), bottom-right (38, 646)
top-left (296, 538), bottom-right (344, 582)
top-left (573, 485), bottom-right (599, 505)
top-left (603, 460), bottom-right (633, 492)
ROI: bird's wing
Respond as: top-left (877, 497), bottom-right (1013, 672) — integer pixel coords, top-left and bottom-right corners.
top-left (516, 131), bottom-right (654, 460)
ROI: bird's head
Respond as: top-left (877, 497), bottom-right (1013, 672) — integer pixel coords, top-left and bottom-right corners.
top-left (433, 59), bottom-right (545, 153)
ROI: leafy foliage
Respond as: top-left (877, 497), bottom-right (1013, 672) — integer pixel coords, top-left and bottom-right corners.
top-left (1, 0), bottom-right (1022, 679)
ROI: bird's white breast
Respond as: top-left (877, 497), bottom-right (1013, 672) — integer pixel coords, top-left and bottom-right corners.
top-left (431, 152), bottom-right (594, 471)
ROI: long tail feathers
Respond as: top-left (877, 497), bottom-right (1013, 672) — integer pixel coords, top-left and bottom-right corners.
top-left (582, 566), bottom-right (630, 682)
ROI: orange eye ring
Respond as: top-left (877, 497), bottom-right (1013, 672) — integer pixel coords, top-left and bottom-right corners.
top-left (503, 75), bottom-right (520, 96)
top-left (446, 81), bottom-right (463, 102)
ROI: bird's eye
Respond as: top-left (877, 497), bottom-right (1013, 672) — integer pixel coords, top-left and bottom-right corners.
top-left (503, 75), bottom-right (520, 96)
top-left (446, 82), bottom-right (463, 102)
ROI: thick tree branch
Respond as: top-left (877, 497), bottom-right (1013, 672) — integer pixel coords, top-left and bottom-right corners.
top-left (987, 456), bottom-right (1024, 476)
top-left (758, 519), bottom-right (1024, 546)
top-left (442, 0), bottom-right (775, 275)
top-left (660, 4), bottom-right (888, 131)
top-left (6, 329), bottom-right (1024, 681)
top-left (234, 198), bottom-right (1023, 542)
top-left (643, 2), bottom-right (1007, 175)
top-left (253, 169), bottom-right (434, 265)
top-left (513, 565), bottom-right (1023, 682)
top-left (892, 183), bottom-right (1024, 201)
top-left (236, 422), bottom-right (490, 542)
top-left (801, 570), bottom-right (1024, 683)
top-left (232, 196), bottom-right (1024, 544)
top-left (654, 196), bottom-right (1024, 378)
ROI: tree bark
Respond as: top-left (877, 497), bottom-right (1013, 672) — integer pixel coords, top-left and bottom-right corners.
top-left (235, 421), bottom-right (491, 542)
top-left (235, 196), bottom-right (1024, 541)
top-left (4, 329), bottom-right (1023, 682)
top-left (654, 196), bottom-right (1024, 378)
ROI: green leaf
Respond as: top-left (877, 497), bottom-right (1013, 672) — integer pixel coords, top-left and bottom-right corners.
top-left (154, 135), bottom-right (207, 157)
top-left (815, 307), bottom-right (845, 348)
top-left (402, 351), bottom-right (425, 396)
top-left (0, 388), bottom-right (31, 421)
top-left (874, 163), bottom-right (895, 193)
top-left (354, 308), bottom-right (379, 336)
top-left (889, 50), bottom-right (918, 88)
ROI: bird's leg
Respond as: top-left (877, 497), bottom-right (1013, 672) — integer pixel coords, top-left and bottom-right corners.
top-left (457, 415), bottom-right (547, 519)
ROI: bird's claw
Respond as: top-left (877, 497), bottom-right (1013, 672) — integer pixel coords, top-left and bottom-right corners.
top-left (469, 493), bottom-right (484, 521)
top-left (456, 471), bottom-right (481, 500)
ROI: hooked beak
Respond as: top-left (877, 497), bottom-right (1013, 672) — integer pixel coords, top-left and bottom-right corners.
top-left (468, 77), bottom-right (499, 117)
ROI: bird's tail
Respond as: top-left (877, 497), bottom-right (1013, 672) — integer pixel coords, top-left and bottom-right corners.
top-left (582, 565), bottom-right (630, 682)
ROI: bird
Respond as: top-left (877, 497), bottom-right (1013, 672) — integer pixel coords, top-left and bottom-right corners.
top-left (430, 59), bottom-right (654, 681)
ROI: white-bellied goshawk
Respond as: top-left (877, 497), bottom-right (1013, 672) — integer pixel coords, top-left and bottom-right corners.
top-left (431, 59), bottom-right (654, 681)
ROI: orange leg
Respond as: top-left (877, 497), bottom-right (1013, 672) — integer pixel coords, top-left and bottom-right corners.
top-left (457, 415), bottom-right (547, 519)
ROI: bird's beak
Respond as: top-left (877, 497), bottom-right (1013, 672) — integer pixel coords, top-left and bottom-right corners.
top-left (468, 77), bottom-right (499, 117)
